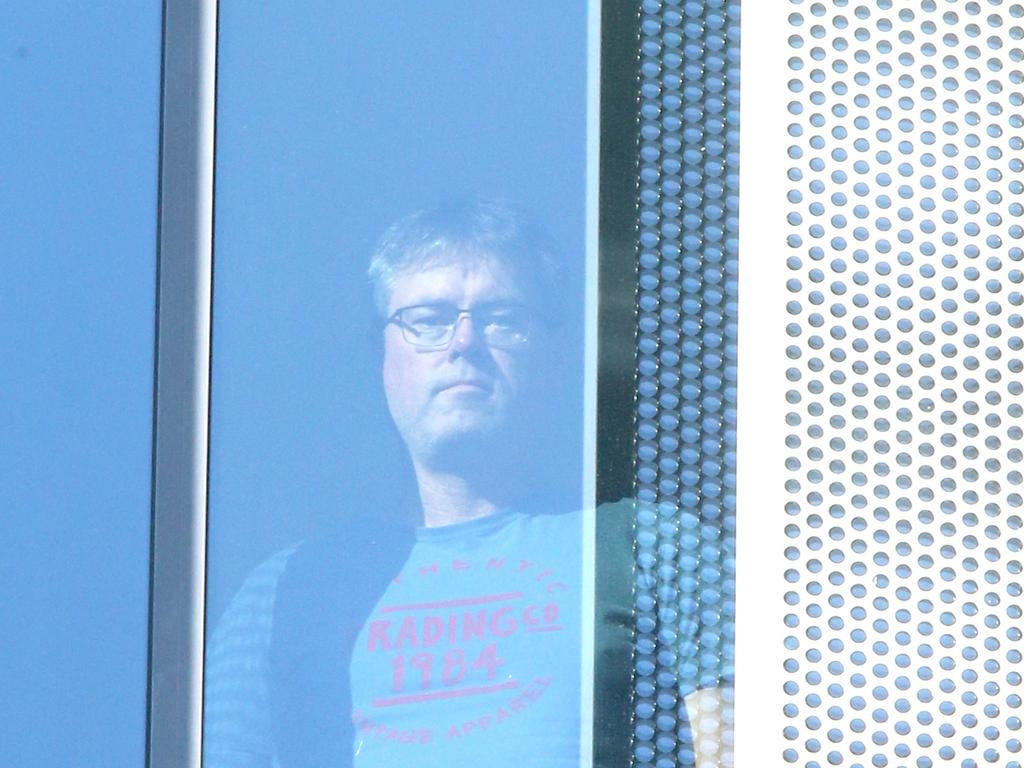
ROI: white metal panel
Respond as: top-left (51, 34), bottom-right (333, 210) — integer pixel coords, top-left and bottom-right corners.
top-left (739, 2), bottom-right (1024, 767)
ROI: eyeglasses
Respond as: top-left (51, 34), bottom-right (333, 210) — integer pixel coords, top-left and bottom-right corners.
top-left (387, 303), bottom-right (534, 350)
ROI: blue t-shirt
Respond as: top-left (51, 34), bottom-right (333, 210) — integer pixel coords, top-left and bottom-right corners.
top-left (202, 501), bottom-right (731, 768)
top-left (349, 508), bottom-right (582, 767)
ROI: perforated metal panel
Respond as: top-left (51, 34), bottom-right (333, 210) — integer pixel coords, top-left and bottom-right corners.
top-left (631, 1), bottom-right (739, 766)
top-left (740, 2), bottom-right (1024, 767)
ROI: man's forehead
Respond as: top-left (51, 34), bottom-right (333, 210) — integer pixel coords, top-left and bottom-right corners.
top-left (388, 252), bottom-right (530, 306)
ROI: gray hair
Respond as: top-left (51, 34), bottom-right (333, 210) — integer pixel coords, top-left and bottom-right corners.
top-left (367, 198), bottom-right (563, 317)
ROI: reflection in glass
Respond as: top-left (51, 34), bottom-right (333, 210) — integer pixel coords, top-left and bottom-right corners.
top-left (205, 199), bottom-right (584, 767)
top-left (203, 5), bottom-right (590, 766)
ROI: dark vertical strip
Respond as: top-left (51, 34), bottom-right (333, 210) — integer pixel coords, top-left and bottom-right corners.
top-left (594, 1), bottom-right (641, 766)
top-left (596, 0), bottom-right (642, 507)
top-left (147, 1), bottom-right (217, 767)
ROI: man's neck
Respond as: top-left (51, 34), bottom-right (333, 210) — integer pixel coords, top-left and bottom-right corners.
top-left (413, 461), bottom-right (507, 528)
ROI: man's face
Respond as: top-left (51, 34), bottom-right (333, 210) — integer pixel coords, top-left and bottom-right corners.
top-left (382, 255), bottom-right (543, 464)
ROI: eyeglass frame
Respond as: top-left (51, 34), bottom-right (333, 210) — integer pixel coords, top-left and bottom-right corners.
top-left (385, 302), bottom-right (540, 351)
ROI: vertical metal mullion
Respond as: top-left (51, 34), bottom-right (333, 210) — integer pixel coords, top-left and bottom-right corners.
top-left (146, 1), bottom-right (217, 767)
top-left (594, 1), bottom-right (642, 766)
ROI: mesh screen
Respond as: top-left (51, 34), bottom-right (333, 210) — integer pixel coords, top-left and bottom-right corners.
top-left (632, 1), bottom-right (740, 766)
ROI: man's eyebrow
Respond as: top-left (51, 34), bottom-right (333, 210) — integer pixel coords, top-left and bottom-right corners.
top-left (406, 299), bottom-right (528, 310)
top-left (473, 300), bottom-right (529, 310)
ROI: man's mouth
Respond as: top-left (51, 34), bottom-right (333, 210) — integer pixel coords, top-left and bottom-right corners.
top-left (436, 378), bottom-right (492, 394)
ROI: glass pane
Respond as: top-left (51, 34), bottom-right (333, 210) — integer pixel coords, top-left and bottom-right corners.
top-left (0, 4), bottom-right (161, 765)
top-left (203, 3), bottom-right (591, 767)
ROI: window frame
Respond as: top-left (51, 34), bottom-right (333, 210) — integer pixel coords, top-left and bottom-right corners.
top-left (146, 1), bottom-right (217, 767)
top-left (145, 1), bottom-right (643, 765)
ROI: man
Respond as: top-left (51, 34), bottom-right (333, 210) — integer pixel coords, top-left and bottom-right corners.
top-left (204, 199), bottom-right (586, 768)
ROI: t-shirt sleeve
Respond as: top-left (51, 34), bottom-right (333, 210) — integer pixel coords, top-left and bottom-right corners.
top-left (596, 499), bottom-right (734, 697)
top-left (594, 499), bottom-right (734, 767)
top-left (672, 522), bottom-right (735, 699)
top-left (202, 546), bottom-right (297, 768)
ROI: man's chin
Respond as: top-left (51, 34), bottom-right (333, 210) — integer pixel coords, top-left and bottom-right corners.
top-left (418, 416), bottom-right (508, 460)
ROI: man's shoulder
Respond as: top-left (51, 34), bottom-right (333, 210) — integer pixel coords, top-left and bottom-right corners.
top-left (208, 543), bottom-right (301, 649)
top-left (204, 544), bottom-right (301, 768)
top-left (503, 501), bottom-right (634, 547)
top-left (237, 544), bottom-right (301, 598)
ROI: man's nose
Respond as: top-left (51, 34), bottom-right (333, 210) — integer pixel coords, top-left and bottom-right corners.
top-left (448, 313), bottom-right (483, 354)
